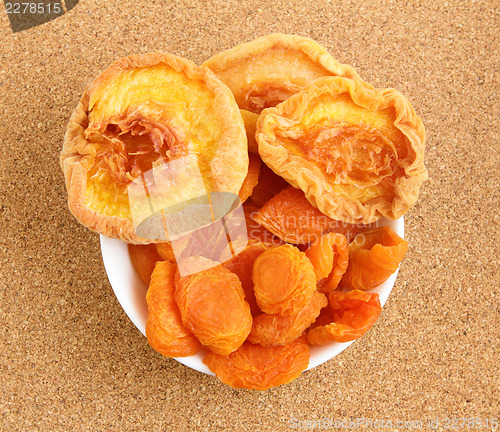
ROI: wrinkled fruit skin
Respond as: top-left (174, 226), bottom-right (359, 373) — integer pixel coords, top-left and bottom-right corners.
top-left (305, 232), bottom-right (349, 293)
top-left (203, 336), bottom-right (310, 390)
top-left (307, 290), bottom-right (381, 344)
top-left (146, 261), bottom-right (201, 357)
top-left (222, 241), bottom-right (271, 316)
top-left (252, 244), bottom-right (317, 315)
top-left (175, 264), bottom-right (252, 355)
top-left (342, 226), bottom-right (408, 291)
top-left (248, 291), bottom-right (327, 346)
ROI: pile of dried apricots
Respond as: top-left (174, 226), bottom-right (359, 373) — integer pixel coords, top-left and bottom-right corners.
top-left (61, 34), bottom-right (427, 390)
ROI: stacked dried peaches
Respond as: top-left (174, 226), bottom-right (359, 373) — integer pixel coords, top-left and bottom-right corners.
top-left (61, 34), bottom-right (427, 390)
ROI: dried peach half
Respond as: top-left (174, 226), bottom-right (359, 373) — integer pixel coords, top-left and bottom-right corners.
top-left (252, 244), bottom-right (317, 315)
top-left (342, 226), bottom-right (408, 291)
top-left (257, 76), bottom-right (428, 224)
top-left (61, 52), bottom-right (248, 243)
top-left (174, 263), bottom-right (252, 355)
top-left (146, 261), bottom-right (201, 357)
top-left (305, 232), bottom-right (349, 293)
top-left (307, 290), bottom-right (381, 344)
top-left (202, 33), bottom-right (367, 114)
top-left (203, 336), bottom-right (310, 390)
top-left (252, 186), bottom-right (360, 244)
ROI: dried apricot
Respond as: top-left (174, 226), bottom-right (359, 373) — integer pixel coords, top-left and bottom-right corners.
top-left (243, 202), bottom-right (283, 245)
top-left (238, 153), bottom-right (262, 203)
top-left (252, 244), bottom-right (316, 315)
top-left (248, 291), bottom-right (327, 346)
top-left (128, 243), bottom-right (163, 285)
top-left (203, 336), bottom-right (310, 390)
top-left (342, 226), bottom-right (408, 290)
top-left (174, 264), bottom-right (252, 355)
top-left (252, 186), bottom-right (360, 244)
top-left (307, 290), bottom-right (381, 344)
top-left (305, 233), bottom-right (349, 293)
top-left (222, 241), bottom-right (271, 316)
top-left (146, 261), bottom-right (201, 357)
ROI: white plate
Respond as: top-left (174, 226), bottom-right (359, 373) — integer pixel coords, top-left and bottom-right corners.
top-left (100, 217), bottom-right (404, 375)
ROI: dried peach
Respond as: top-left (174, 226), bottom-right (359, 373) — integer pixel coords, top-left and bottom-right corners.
top-left (61, 53), bottom-right (248, 243)
top-left (342, 226), bottom-right (408, 290)
top-left (248, 291), bottom-right (327, 346)
top-left (174, 264), bottom-right (252, 355)
top-left (203, 336), bottom-right (310, 390)
top-left (146, 261), bottom-right (200, 357)
top-left (128, 243), bottom-right (163, 285)
top-left (307, 290), bottom-right (381, 344)
top-left (252, 186), bottom-right (360, 244)
top-left (257, 76), bottom-right (427, 224)
top-left (305, 233), bottom-right (349, 293)
top-left (252, 244), bottom-right (316, 315)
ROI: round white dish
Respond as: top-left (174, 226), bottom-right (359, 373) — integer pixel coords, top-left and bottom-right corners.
top-left (100, 216), bottom-right (404, 375)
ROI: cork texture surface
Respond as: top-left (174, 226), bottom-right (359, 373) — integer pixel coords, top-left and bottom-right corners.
top-left (0, 1), bottom-right (498, 431)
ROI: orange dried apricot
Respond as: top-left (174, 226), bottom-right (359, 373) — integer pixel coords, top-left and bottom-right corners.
top-left (243, 201), bottom-right (283, 245)
top-left (222, 240), bottom-right (271, 316)
top-left (252, 186), bottom-right (360, 244)
top-left (250, 163), bottom-right (289, 207)
top-left (252, 244), bottom-right (316, 315)
top-left (128, 243), bottom-right (163, 285)
top-left (305, 233), bottom-right (349, 293)
top-left (238, 153), bottom-right (262, 203)
top-left (342, 226), bottom-right (408, 290)
top-left (146, 261), bottom-right (201, 357)
top-left (203, 336), bottom-right (310, 390)
top-left (248, 291), bottom-right (327, 346)
top-left (174, 264), bottom-right (252, 355)
top-left (307, 290), bottom-right (381, 344)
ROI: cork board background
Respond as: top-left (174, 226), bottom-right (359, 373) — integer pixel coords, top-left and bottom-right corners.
top-left (0, 1), bottom-right (498, 431)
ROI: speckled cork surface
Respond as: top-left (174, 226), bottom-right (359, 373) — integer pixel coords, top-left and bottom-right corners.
top-left (0, 1), bottom-right (498, 431)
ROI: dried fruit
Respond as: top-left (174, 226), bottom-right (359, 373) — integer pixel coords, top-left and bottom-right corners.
top-left (61, 52), bottom-right (248, 243)
top-left (222, 240), bottom-right (271, 316)
top-left (243, 202), bottom-right (283, 245)
top-left (257, 76), bottom-right (428, 224)
top-left (252, 186), bottom-right (360, 244)
top-left (342, 226), bottom-right (408, 290)
top-left (238, 153), bottom-right (262, 203)
top-left (146, 261), bottom-right (201, 357)
top-left (174, 264), bottom-right (252, 355)
top-left (248, 291), bottom-right (327, 346)
top-left (128, 243), bottom-right (163, 285)
top-left (203, 336), bottom-right (310, 390)
top-left (250, 162), bottom-right (289, 207)
top-left (305, 233), bottom-right (349, 293)
top-left (202, 33), bottom-right (366, 114)
top-left (252, 244), bottom-right (316, 315)
top-left (307, 290), bottom-right (381, 344)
